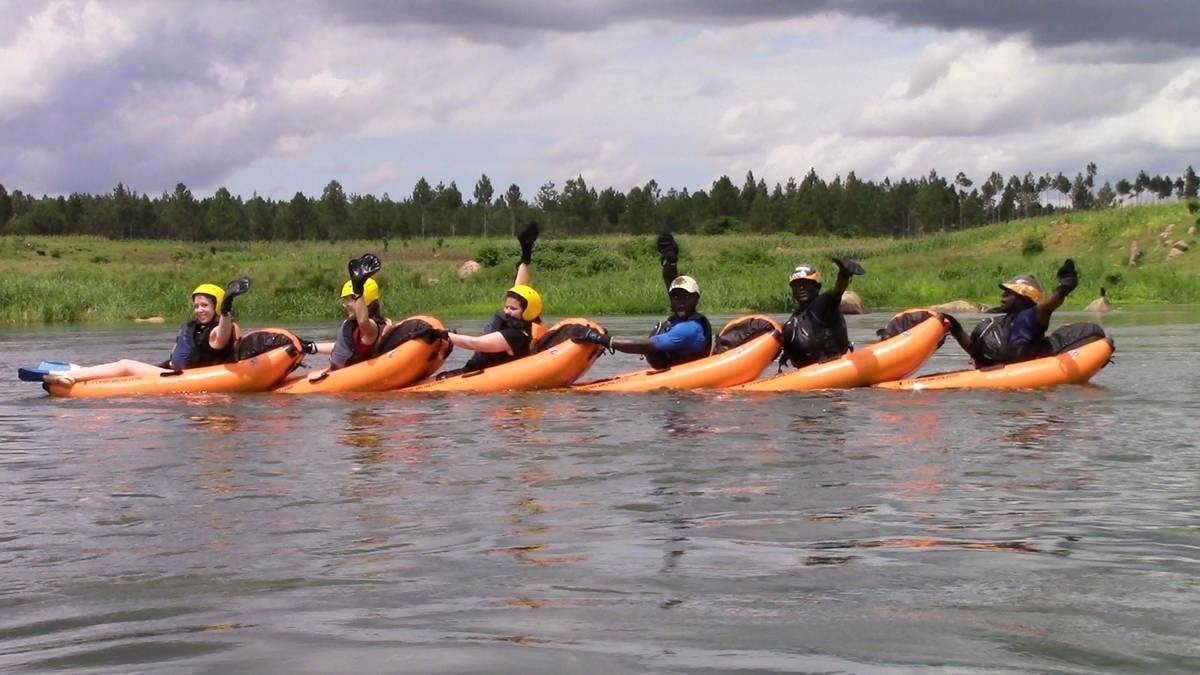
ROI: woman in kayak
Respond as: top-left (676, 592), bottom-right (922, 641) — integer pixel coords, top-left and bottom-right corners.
top-left (943, 259), bottom-right (1079, 366)
top-left (42, 278), bottom-right (250, 385)
top-left (573, 232), bottom-right (711, 368)
top-left (305, 254), bottom-right (389, 370)
top-left (431, 223), bottom-right (545, 375)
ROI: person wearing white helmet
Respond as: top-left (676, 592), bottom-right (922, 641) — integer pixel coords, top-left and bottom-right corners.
top-left (944, 259), bottom-right (1079, 366)
top-left (42, 277), bottom-right (250, 386)
top-left (574, 232), bottom-right (712, 367)
top-left (778, 257), bottom-right (865, 369)
top-left (431, 222), bottom-right (546, 375)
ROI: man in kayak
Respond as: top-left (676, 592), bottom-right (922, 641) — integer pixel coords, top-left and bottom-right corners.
top-left (431, 223), bottom-right (545, 375)
top-left (778, 257), bottom-right (866, 370)
top-left (944, 259), bottom-right (1079, 366)
top-left (574, 232), bottom-right (712, 368)
top-left (42, 278), bottom-right (250, 385)
top-left (307, 254), bottom-right (389, 370)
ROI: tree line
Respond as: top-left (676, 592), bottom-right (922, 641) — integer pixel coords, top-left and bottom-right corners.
top-left (0, 164), bottom-right (1196, 241)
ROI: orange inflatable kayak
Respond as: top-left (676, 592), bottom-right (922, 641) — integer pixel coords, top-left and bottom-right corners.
top-left (400, 318), bottom-right (606, 393)
top-left (573, 315), bottom-right (782, 392)
top-left (271, 316), bottom-right (452, 394)
top-left (733, 314), bottom-right (946, 392)
top-left (46, 328), bottom-right (304, 399)
top-left (876, 335), bottom-right (1114, 391)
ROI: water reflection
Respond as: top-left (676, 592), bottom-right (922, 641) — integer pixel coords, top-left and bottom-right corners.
top-left (1, 315), bottom-right (1199, 672)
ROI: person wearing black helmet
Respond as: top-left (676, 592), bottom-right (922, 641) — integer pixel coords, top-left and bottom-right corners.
top-left (778, 257), bottom-right (865, 369)
top-left (944, 259), bottom-right (1079, 366)
top-left (574, 232), bottom-right (712, 368)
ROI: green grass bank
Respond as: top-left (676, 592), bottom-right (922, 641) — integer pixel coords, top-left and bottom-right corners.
top-left (1, 203), bottom-right (1196, 325)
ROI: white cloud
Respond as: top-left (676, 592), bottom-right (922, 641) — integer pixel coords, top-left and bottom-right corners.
top-left (0, 0), bottom-right (136, 118)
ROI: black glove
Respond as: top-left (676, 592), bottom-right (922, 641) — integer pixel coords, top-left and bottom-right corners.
top-left (517, 222), bottom-right (539, 265)
top-left (573, 327), bottom-right (612, 349)
top-left (940, 313), bottom-right (963, 336)
top-left (832, 257), bottom-right (866, 276)
top-left (300, 340), bottom-right (318, 355)
top-left (221, 277), bottom-right (251, 315)
top-left (1056, 258), bottom-right (1078, 292)
top-left (348, 253), bottom-right (382, 297)
top-left (418, 327), bottom-right (450, 343)
top-left (656, 232), bottom-right (678, 265)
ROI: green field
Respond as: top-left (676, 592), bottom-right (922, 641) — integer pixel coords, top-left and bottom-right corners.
top-left (1, 203), bottom-right (1196, 325)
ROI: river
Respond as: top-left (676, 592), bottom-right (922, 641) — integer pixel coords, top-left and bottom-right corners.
top-left (1, 309), bottom-right (1197, 673)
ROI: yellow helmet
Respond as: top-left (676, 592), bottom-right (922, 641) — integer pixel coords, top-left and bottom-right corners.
top-left (340, 278), bottom-right (380, 306)
top-left (506, 284), bottom-right (542, 321)
top-left (1000, 274), bottom-right (1043, 303)
top-left (192, 283), bottom-right (225, 310)
top-left (788, 264), bottom-right (822, 285)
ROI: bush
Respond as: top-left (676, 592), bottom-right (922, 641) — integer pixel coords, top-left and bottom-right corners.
top-left (1022, 236), bottom-right (1044, 256)
top-left (475, 244), bottom-right (504, 267)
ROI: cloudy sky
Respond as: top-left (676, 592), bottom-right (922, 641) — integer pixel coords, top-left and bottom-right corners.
top-left (3, 0), bottom-right (1198, 201)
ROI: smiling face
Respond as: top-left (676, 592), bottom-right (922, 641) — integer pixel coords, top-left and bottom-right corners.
top-left (192, 294), bottom-right (217, 324)
top-left (669, 289), bottom-right (699, 318)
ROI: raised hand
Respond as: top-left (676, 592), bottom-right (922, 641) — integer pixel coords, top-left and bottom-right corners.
top-left (517, 222), bottom-right (539, 265)
top-left (656, 232), bottom-right (679, 265)
top-left (348, 253), bottom-right (382, 296)
top-left (1056, 258), bottom-right (1078, 292)
top-left (572, 327), bottom-right (612, 349)
top-left (831, 257), bottom-right (866, 276)
top-left (222, 276), bottom-right (251, 315)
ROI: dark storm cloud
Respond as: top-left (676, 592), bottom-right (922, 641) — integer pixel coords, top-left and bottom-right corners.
top-left (326, 0), bottom-right (1199, 51)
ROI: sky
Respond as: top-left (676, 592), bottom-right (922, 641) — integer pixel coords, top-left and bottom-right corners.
top-left (2, 0), bottom-right (1198, 201)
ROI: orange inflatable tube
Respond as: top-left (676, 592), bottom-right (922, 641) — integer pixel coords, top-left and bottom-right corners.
top-left (876, 336), bottom-right (1114, 391)
top-left (400, 318), bottom-right (606, 393)
top-left (46, 328), bottom-right (303, 399)
top-left (734, 315), bottom-right (946, 392)
top-left (271, 316), bottom-right (452, 394)
top-left (574, 315), bottom-right (782, 392)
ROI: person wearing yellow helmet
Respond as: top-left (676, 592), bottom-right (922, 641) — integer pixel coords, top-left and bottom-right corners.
top-left (573, 232), bottom-right (712, 368)
top-left (777, 257), bottom-right (865, 369)
top-left (42, 277), bottom-right (250, 386)
top-left (431, 222), bottom-right (545, 375)
top-left (303, 254), bottom-right (390, 370)
top-left (944, 259), bottom-right (1079, 366)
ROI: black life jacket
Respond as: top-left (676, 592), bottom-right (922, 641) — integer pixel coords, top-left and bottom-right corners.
top-left (169, 320), bottom-right (236, 370)
top-left (330, 316), bottom-right (387, 370)
top-left (462, 312), bottom-right (534, 371)
top-left (645, 312), bottom-right (713, 369)
top-left (968, 314), bottom-right (1013, 367)
top-left (780, 305), bottom-right (850, 369)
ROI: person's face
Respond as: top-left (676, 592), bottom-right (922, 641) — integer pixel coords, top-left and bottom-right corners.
top-left (503, 296), bottom-right (525, 320)
top-left (340, 295), bottom-right (358, 317)
top-left (193, 294), bottom-right (217, 323)
top-left (669, 290), bottom-right (698, 318)
top-left (791, 280), bottom-right (819, 305)
top-left (1000, 288), bottom-right (1023, 312)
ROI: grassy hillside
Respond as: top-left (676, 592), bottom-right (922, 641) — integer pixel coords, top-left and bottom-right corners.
top-left (0, 203), bottom-right (1196, 324)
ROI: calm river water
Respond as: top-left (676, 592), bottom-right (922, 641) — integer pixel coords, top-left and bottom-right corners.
top-left (1, 309), bottom-right (1197, 674)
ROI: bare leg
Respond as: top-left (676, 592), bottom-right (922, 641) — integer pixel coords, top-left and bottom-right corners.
top-left (46, 359), bottom-right (168, 385)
